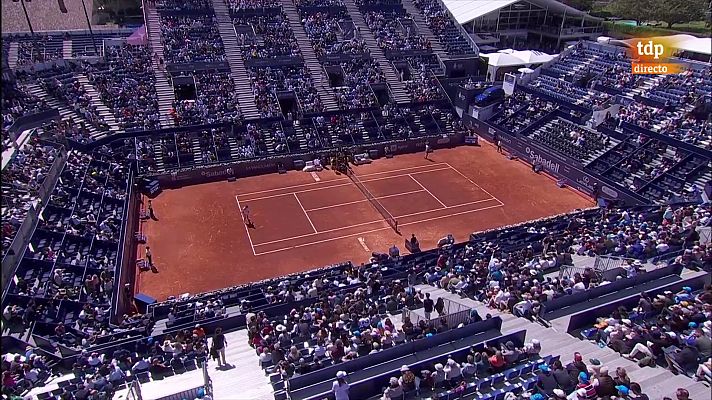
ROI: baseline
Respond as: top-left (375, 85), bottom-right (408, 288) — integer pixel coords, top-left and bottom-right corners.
top-left (252, 201), bottom-right (503, 256)
top-left (234, 196), bottom-right (256, 256)
top-left (235, 163), bottom-right (448, 198)
top-left (239, 166), bottom-right (453, 202)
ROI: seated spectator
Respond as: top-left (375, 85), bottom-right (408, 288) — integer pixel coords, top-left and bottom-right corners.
top-left (536, 363), bottom-right (557, 395)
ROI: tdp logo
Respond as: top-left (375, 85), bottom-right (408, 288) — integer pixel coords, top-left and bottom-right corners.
top-left (629, 37), bottom-right (683, 75)
top-left (636, 40), bottom-right (664, 59)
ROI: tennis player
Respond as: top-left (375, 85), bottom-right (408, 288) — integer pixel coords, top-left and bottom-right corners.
top-left (241, 205), bottom-right (252, 226)
top-left (424, 143), bottom-right (432, 160)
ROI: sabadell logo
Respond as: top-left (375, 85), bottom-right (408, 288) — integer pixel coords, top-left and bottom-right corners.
top-left (524, 147), bottom-right (560, 174)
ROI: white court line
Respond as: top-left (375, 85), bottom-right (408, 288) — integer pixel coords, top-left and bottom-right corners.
top-left (352, 162), bottom-right (448, 177)
top-left (236, 163), bottom-right (449, 198)
top-left (234, 196), bottom-right (256, 256)
top-left (444, 162), bottom-right (505, 206)
top-left (293, 193), bottom-right (317, 233)
top-left (252, 197), bottom-right (500, 248)
top-left (394, 197), bottom-right (498, 220)
top-left (357, 237), bottom-right (371, 252)
top-left (252, 203), bottom-right (504, 256)
top-left (310, 172), bottom-right (321, 182)
top-left (408, 174), bottom-right (447, 208)
top-left (304, 189), bottom-right (426, 212)
top-left (240, 167), bottom-right (453, 202)
top-left (252, 218), bottom-right (386, 247)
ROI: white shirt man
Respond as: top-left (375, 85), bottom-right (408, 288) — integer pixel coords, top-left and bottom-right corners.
top-left (571, 281), bottom-right (586, 294)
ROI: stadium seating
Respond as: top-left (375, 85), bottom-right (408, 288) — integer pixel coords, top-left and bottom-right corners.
top-left (2, 8), bottom-right (711, 398)
top-left (529, 118), bottom-right (610, 162)
top-left (85, 44), bottom-right (161, 131)
top-left (160, 14), bottom-right (226, 64)
top-left (410, 0), bottom-right (475, 55)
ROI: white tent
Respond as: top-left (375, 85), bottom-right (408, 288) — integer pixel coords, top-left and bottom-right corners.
top-left (672, 35), bottom-right (712, 56)
top-left (483, 50), bottom-right (557, 67)
top-left (443, 0), bottom-right (600, 25)
top-left (483, 49), bottom-right (558, 82)
top-left (514, 50), bottom-right (557, 64)
top-left (482, 52), bottom-right (529, 67)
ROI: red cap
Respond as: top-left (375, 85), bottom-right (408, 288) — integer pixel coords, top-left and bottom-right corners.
top-left (574, 352), bottom-right (583, 362)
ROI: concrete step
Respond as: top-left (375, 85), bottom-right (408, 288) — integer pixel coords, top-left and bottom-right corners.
top-left (75, 75), bottom-right (121, 132)
top-left (62, 40), bottom-right (73, 59)
top-left (25, 82), bottom-right (104, 137)
top-left (8, 42), bottom-right (19, 69)
top-left (342, 0), bottom-right (408, 104)
top-left (211, 0), bottom-right (259, 118)
top-left (281, 1), bottom-right (338, 112)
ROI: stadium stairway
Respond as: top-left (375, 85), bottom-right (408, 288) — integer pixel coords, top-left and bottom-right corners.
top-left (152, 140), bottom-right (166, 172)
top-left (8, 42), bottom-right (19, 69)
top-left (111, 329), bottom-right (274, 400)
top-left (211, 0), bottom-right (262, 120)
top-left (76, 74), bottom-right (122, 135)
top-left (415, 284), bottom-right (710, 400)
top-left (62, 39), bottom-right (72, 59)
top-left (24, 82), bottom-right (108, 141)
top-left (281, 1), bottom-right (340, 112)
top-left (155, 72), bottom-right (176, 128)
top-left (342, 0), bottom-right (411, 105)
top-left (400, 0), bottom-right (447, 58)
top-left (293, 122), bottom-right (309, 150)
top-left (143, 0), bottom-right (176, 128)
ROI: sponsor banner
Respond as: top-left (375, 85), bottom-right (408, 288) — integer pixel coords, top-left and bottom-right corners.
top-left (155, 134), bottom-right (464, 188)
top-left (466, 117), bottom-right (646, 206)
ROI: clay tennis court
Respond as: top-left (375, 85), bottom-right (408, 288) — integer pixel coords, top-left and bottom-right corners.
top-left (136, 144), bottom-right (592, 300)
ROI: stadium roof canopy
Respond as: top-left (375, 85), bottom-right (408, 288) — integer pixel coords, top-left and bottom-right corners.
top-left (482, 49), bottom-right (557, 66)
top-left (442, 0), bottom-right (601, 25)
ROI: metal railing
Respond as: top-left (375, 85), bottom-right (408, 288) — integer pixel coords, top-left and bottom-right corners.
top-left (558, 254), bottom-right (636, 281)
top-left (407, 296), bottom-right (472, 329)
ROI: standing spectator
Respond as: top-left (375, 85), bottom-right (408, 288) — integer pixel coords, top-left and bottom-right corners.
top-left (423, 293), bottom-right (434, 320)
top-left (211, 327), bottom-right (227, 367)
top-left (333, 371), bottom-right (350, 400)
top-left (435, 297), bottom-right (445, 316)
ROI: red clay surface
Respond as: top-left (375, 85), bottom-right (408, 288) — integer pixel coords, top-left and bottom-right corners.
top-left (136, 144), bottom-right (592, 300)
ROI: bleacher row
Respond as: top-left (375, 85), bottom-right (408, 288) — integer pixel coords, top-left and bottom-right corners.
top-left (484, 41), bottom-right (710, 204)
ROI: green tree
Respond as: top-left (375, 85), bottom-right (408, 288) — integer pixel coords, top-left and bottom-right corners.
top-left (649, 0), bottom-right (707, 28)
top-left (563, 0), bottom-right (595, 11)
top-left (606, 0), bottom-right (653, 25)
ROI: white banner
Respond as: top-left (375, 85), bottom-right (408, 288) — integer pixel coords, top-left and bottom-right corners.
top-left (503, 73), bottom-right (517, 96)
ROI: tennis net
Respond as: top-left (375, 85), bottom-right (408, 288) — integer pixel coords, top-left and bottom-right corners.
top-left (346, 167), bottom-right (399, 233)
